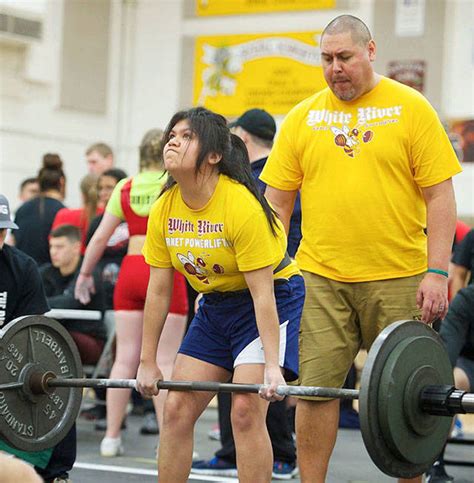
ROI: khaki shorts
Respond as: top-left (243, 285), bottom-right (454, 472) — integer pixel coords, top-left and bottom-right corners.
top-left (297, 271), bottom-right (423, 399)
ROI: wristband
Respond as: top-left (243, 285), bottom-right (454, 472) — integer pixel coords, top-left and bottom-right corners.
top-left (427, 268), bottom-right (448, 278)
top-left (80, 272), bottom-right (92, 277)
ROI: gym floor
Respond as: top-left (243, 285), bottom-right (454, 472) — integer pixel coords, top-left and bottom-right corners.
top-left (70, 405), bottom-right (474, 482)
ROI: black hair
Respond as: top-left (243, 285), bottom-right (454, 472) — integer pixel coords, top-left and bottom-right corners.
top-left (161, 107), bottom-right (279, 236)
top-left (50, 224), bottom-right (81, 242)
top-left (101, 168), bottom-right (128, 183)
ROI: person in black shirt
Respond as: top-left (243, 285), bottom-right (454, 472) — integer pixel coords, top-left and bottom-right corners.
top-left (451, 228), bottom-right (474, 297)
top-left (192, 110), bottom-right (300, 479)
top-left (13, 154), bottom-right (66, 265)
top-left (0, 193), bottom-right (75, 483)
top-left (0, 193), bottom-right (49, 325)
top-left (41, 224), bottom-right (106, 364)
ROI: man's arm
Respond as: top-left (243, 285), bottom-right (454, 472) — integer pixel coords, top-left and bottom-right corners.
top-left (416, 178), bottom-right (457, 322)
top-left (264, 186), bottom-right (298, 235)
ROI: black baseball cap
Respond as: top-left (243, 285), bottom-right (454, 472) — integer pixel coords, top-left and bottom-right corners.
top-left (229, 109), bottom-right (276, 141)
top-left (0, 194), bottom-right (18, 230)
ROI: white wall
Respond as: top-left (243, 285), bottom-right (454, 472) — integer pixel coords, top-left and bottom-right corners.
top-left (442, 0), bottom-right (474, 217)
top-left (0, 0), bottom-right (472, 217)
top-left (0, 0), bottom-right (123, 209)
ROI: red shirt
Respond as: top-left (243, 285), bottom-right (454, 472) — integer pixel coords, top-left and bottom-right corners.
top-left (52, 207), bottom-right (104, 254)
top-left (455, 220), bottom-right (471, 246)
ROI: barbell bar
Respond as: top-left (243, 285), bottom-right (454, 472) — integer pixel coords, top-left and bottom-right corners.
top-left (0, 315), bottom-right (473, 479)
top-left (43, 377), bottom-right (360, 399)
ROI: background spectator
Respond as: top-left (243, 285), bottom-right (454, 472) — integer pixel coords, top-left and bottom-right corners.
top-left (13, 154), bottom-right (66, 265)
top-left (0, 194), bottom-right (75, 483)
top-left (450, 228), bottom-right (474, 299)
top-left (86, 142), bottom-right (114, 176)
top-left (18, 177), bottom-right (39, 204)
top-left (86, 168), bottom-right (129, 310)
top-left (52, 173), bottom-right (103, 254)
top-left (76, 128), bottom-right (188, 457)
top-left (192, 108), bottom-right (299, 479)
top-left (41, 224), bottom-right (106, 364)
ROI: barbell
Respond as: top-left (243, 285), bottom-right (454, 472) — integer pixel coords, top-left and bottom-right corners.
top-left (0, 315), bottom-right (472, 479)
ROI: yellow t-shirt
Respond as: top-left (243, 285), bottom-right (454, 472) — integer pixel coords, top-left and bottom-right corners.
top-left (260, 77), bottom-right (462, 282)
top-left (143, 175), bottom-right (299, 293)
top-left (106, 170), bottom-right (167, 220)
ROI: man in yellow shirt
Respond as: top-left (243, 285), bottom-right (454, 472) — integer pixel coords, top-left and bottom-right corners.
top-left (260, 14), bottom-right (462, 483)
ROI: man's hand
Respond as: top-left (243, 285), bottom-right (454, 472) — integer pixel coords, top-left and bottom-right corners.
top-left (416, 273), bottom-right (449, 323)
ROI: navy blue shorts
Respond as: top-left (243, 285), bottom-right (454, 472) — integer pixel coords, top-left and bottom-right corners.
top-left (179, 275), bottom-right (305, 382)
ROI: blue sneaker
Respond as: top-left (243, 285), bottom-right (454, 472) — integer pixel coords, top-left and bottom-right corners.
top-left (272, 461), bottom-right (299, 480)
top-left (451, 416), bottom-right (464, 438)
top-left (191, 457), bottom-right (238, 477)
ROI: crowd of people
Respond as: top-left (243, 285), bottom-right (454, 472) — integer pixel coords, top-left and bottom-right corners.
top-left (0, 14), bottom-right (472, 483)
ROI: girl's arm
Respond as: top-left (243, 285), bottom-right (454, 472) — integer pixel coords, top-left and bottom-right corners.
top-left (75, 211), bottom-right (122, 303)
top-left (244, 265), bottom-right (286, 401)
top-left (136, 266), bottom-right (175, 397)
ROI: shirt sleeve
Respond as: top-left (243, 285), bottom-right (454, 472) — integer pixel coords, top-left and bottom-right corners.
top-left (17, 261), bottom-right (50, 316)
top-left (260, 110), bottom-right (303, 191)
top-left (452, 230), bottom-right (474, 268)
top-left (142, 198), bottom-right (173, 268)
top-left (105, 178), bottom-right (129, 220)
top-left (410, 97), bottom-right (462, 187)
top-left (232, 205), bottom-right (282, 272)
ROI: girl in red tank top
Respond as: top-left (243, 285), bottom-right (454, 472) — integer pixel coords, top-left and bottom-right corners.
top-left (75, 129), bottom-right (188, 457)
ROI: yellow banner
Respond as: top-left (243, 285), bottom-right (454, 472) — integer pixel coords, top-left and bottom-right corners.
top-left (196, 0), bottom-right (335, 16)
top-left (193, 31), bottom-right (326, 116)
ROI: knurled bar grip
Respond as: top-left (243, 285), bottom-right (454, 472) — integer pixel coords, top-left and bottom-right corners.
top-left (46, 378), bottom-right (360, 399)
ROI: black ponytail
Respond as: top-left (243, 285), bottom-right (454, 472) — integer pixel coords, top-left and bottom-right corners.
top-left (220, 134), bottom-right (279, 236)
top-left (160, 107), bottom-right (279, 236)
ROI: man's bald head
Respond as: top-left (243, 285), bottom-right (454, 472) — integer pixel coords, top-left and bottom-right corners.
top-left (321, 15), bottom-right (372, 46)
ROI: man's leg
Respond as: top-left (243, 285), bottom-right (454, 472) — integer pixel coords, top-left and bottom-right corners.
top-left (35, 424), bottom-right (76, 481)
top-left (356, 274), bottom-right (424, 483)
top-left (297, 271), bottom-right (360, 482)
top-left (297, 399), bottom-right (339, 483)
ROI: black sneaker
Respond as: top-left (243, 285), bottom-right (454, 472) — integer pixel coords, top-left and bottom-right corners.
top-left (425, 461), bottom-right (454, 482)
top-left (272, 461), bottom-right (299, 480)
top-left (81, 404), bottom-right (106, 421)
top-left (140, 412), bottom-right (159, 435)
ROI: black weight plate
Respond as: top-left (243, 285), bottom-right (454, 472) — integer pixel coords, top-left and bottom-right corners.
top-left (359, 320), bottom-right (453, 479)
top-left (0, 316), bottom-right (83, 451)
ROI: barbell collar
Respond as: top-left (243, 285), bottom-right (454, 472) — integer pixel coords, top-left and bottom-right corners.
top-left (45, 377), bottom-right (360, 399)
top-left (420, 385), bottom-right (474, 416)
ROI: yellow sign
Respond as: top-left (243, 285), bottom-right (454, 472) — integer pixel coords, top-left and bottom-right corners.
top-left (196, 0), bottom-right (335, 16)
top-left (193, 31), bottom-right (327, 116)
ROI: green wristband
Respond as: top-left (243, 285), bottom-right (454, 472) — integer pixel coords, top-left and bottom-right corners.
top-left (427, 268), bottom-right (449, 278)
